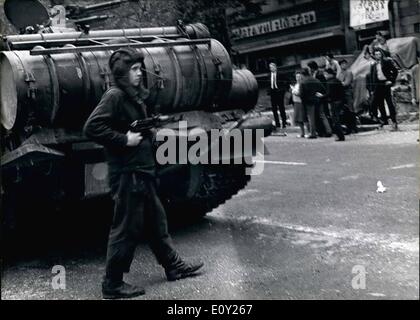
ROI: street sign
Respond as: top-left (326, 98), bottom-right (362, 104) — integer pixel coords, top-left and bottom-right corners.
top-left (350, 0), bottom-right (390, 28)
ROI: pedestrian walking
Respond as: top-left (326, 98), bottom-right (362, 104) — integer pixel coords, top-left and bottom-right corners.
top-left (84, 48), bottom-right (203, 300)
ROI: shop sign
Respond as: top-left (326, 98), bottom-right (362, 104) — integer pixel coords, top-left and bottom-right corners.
top-left (232, 11), bottom-right (316, 39)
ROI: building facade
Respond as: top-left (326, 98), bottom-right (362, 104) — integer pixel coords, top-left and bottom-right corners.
top-left (390, 0), bottom-right (420, 38)
top-left (228, 0), bottom-right (419, 92)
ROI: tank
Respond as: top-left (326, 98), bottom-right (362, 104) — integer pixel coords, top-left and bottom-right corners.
top-left (1, 0), bottom-right (274, 231)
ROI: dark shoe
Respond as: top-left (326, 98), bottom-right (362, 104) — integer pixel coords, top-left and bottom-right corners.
top-left (324, 133), bottom-right (333, 138)
top-left (391, 123), bottom-right (399, 131)
top-left (165, 255), bottom-right (204, 281)
top-left (306, 135), bottom-right (317, 139)
top-left (379, 119), bottom-right (388, 128)
top-left (273, 128), bottom-right (287, 136)
top-left (102, 280), bottom-right (145, 300)
top-left (272, 127), bottom-right (281, 134)
top-left (335, 137), bottom-right (345, 142)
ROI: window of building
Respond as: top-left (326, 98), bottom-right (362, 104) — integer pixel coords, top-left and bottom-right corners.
top-left (282, 55), bottom-right (297, 66)
top-left (256, 58), bottom-right (268, 73)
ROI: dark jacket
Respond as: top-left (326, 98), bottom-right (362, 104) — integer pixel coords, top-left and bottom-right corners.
top-left (325, 78), bottom-right (344, 103)
top-left (367, 58), bottom-right (399, 92)
top-left (314, 70), bottom-right (327, 85)
top-left (300, 76), bottom-right (325, 106)
top-left (83, 87), bottom-right (156, 179)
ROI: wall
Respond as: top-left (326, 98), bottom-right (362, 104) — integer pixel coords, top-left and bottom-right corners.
top-left (393, 0), bottom-right (420, 37)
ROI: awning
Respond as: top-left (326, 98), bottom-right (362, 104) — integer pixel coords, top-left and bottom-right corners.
top-left (232, 27), bottom-right (344, 55)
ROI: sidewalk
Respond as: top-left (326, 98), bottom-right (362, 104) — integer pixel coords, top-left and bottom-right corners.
top-left (262, 111), bottom-right (419, 135)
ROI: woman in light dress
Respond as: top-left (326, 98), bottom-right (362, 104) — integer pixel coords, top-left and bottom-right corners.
top-left (290, 71), bottom-right (309, 138)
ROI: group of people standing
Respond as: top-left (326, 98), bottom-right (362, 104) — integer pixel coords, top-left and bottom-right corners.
top-left (269, 55), bottom-right (357, 142)
top-left (268, 31), bottom-right (400, 141)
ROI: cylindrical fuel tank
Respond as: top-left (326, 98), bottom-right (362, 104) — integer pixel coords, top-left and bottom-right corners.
top-left (1, 49), bottom-right (113, 130)
top-left (1, 39), bottom-right (259, 131)
top-left (1, 23), bottom-right (210, 51)
top-left (222, 69), bottom-right (258, 110)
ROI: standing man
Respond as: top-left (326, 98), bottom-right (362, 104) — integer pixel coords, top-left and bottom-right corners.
top-left (367, 48), bottom-right (399, 130)
top-left (317, 68), bottom-right (346, 141)
top-left (306, 61), bottom-right (332, 137)
top-left (324, 54), bottom-right (342, 79)
top-left (338, 59), bottom-right (354, 109)
top-left (338, 59), bottom-right (358, 134)
top-left (300, 68), bottom-right (327, 139)
top-left (84, 48), bottom-right (203, 300)
top-left (369, 31), bottom-right (391, 58)
top-left (268, 62), bottom-right (287, 132)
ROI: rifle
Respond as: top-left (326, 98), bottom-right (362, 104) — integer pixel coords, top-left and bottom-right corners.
top-left (130, 115), bottom-right (174, 134)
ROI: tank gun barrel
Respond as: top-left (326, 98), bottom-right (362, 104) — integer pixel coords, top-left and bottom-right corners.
top-left (29, 39), bottom-right (212, 55)
top-left (72, 15), bottom-right (113, 25)
top-left (2, 23), bottom-right (210, 50)
top-left (80, 0), bottom-right (128, 11)
top-left (4, 35), bottom-right (180, 50)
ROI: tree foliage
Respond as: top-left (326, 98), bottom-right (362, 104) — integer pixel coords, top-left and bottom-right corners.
top-left (176, 0), bottom-right (265, 53)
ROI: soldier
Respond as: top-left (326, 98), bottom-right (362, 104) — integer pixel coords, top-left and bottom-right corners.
top-left (84, 48), bottom-right (203, 300)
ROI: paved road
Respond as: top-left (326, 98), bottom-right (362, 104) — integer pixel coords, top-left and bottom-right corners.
top-left (1, 126), bottom-right (419, 300)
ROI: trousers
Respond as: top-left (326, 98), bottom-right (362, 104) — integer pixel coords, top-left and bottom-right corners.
top-left (330, 101), bottom-right (345, 140)
top-left (371, 82), bottom-right (397, 124)
top-left (316, 101), bottom-right (332, 136)
top-left (105, 172), bottom-right (175, 280)
top-left (270, 89), bottom-right (287, 128)
top-left (305, 102), bottom-right (332, 137)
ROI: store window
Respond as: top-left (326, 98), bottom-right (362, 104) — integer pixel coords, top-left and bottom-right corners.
top-left (282, 55), bottom-right (297, 66)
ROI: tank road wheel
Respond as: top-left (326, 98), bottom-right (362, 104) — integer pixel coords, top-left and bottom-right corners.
top-left (162, 164), bottom-right (251, 223)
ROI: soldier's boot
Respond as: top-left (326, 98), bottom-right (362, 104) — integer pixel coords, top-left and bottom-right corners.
top-left (102, 279), bottom-right (145, 300)
top-left (164, 253), bottom-right (204, 281)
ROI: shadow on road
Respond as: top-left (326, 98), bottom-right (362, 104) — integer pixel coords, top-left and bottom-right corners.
top-left (1, 197), bottom-right (213, 268)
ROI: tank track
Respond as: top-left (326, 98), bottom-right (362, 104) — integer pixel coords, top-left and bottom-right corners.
top-left (165, 164), bottom-right (251, 219)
